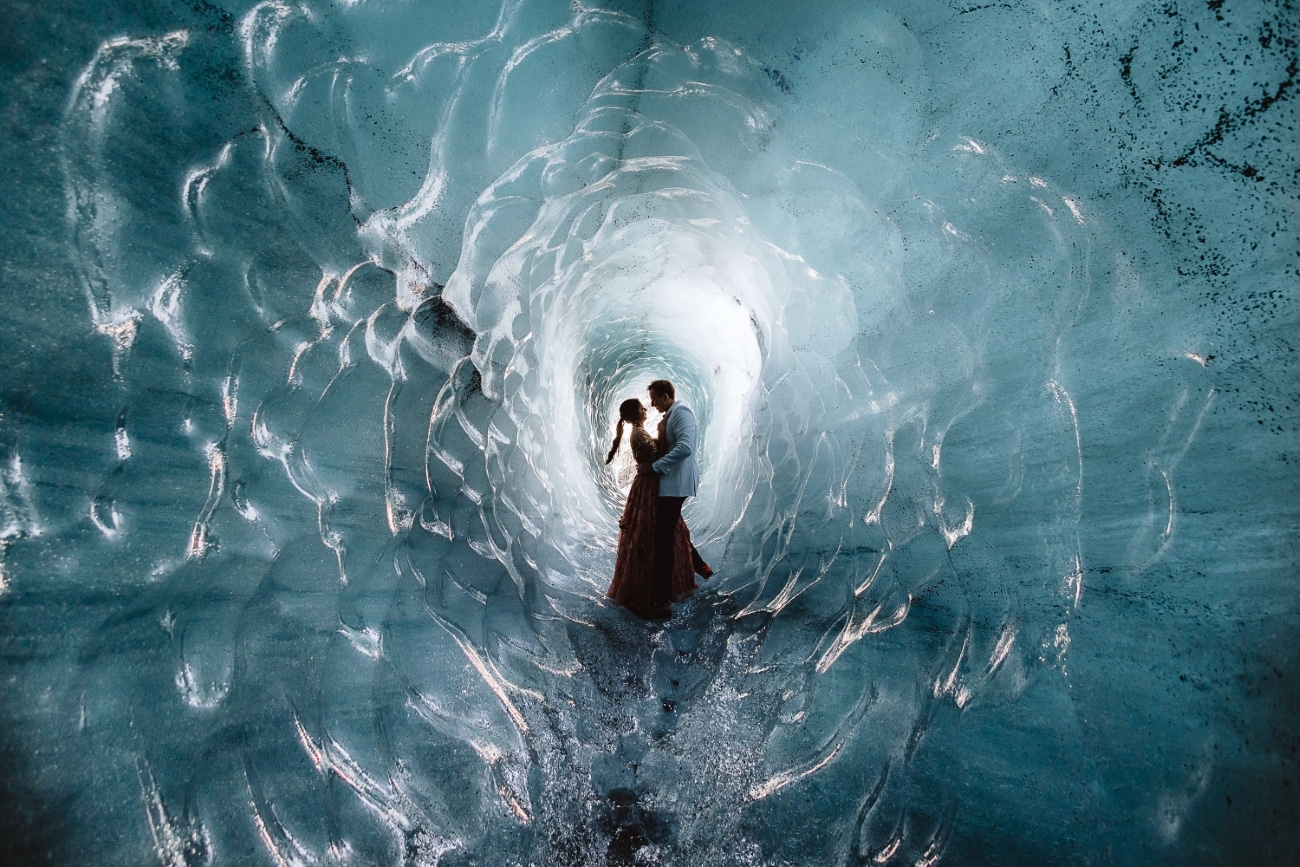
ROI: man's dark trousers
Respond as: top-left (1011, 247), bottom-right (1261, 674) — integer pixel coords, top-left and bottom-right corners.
top-left (651, 495), bottom-right (686, 608)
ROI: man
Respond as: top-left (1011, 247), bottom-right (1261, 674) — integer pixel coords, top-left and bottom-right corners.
top-left (648, 379), bottom-right (700, 614)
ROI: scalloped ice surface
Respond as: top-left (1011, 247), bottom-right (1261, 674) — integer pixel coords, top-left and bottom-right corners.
top-left (1, 0), bottom-right (1296, 864)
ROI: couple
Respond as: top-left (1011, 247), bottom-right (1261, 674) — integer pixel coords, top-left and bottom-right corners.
top-left (605, 379), bottom-right (711, 620)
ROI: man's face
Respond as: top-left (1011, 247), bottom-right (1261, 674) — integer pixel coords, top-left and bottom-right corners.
top-left (649, 391), bottom-right (670, 413)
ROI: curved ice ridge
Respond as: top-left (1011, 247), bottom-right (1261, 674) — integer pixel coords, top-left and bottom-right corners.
top-left (61, 3), bottom-right (1105, 864)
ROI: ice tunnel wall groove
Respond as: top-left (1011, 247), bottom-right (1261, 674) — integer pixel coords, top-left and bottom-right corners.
top-left (0, 0), bottom-right (1296, 865)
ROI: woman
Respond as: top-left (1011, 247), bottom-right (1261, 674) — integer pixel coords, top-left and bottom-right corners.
top-left (605, 399), bottom-right (711, 618)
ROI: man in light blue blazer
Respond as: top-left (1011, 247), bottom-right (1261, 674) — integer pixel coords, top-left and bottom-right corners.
top-left (648, 379), bottom-right (699, 613)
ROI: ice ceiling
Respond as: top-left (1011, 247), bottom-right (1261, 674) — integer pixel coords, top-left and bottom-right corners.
top-left (0, 0), bottom-right (1296, 864)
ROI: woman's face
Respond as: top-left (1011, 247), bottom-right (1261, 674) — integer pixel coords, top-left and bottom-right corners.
top-left (622, 401), bottom-right (646, 425)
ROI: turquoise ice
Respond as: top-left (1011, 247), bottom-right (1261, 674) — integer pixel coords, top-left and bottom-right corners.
top-left (1, 1), bottom-right (1295, 863)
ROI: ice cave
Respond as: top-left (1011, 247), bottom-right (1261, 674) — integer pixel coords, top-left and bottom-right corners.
top-left (0, 0), bottom-right (1296, 863)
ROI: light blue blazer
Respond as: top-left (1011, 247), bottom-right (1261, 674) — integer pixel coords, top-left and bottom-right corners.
top-left (652, 401), bottom-right (700, 497)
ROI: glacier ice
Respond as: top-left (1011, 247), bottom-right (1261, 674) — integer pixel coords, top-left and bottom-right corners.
top-left (0, 0), bottom-right (1296, 864)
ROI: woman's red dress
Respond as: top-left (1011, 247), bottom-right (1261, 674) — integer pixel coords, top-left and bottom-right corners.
top-left (607, 427), bottom-right (698, 616)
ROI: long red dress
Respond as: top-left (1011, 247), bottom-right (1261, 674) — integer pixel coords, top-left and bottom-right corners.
top-left (607, 426), bottom-right (698, 616)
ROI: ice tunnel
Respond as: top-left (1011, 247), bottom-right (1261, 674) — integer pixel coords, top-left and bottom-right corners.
top-left (1, 0), bottom-right (1296, 864)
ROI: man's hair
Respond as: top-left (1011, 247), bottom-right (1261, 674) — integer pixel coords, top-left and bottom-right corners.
top-left (647, 379), bottom-right (675, 400)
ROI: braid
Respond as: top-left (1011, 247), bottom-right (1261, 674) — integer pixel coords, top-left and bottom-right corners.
top-left (605, 418), bottom-right (625, 464)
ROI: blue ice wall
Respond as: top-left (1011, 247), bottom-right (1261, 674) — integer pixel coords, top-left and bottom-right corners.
top-left (0, 1), bottom-right (1296, 864)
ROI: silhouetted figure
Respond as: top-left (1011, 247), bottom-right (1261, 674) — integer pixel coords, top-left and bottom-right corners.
top-left (605, 394), bottom-right (709, 619)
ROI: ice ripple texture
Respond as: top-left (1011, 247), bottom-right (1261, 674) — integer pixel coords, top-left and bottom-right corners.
top-left (5, 0), bottom-right (1295, 865)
